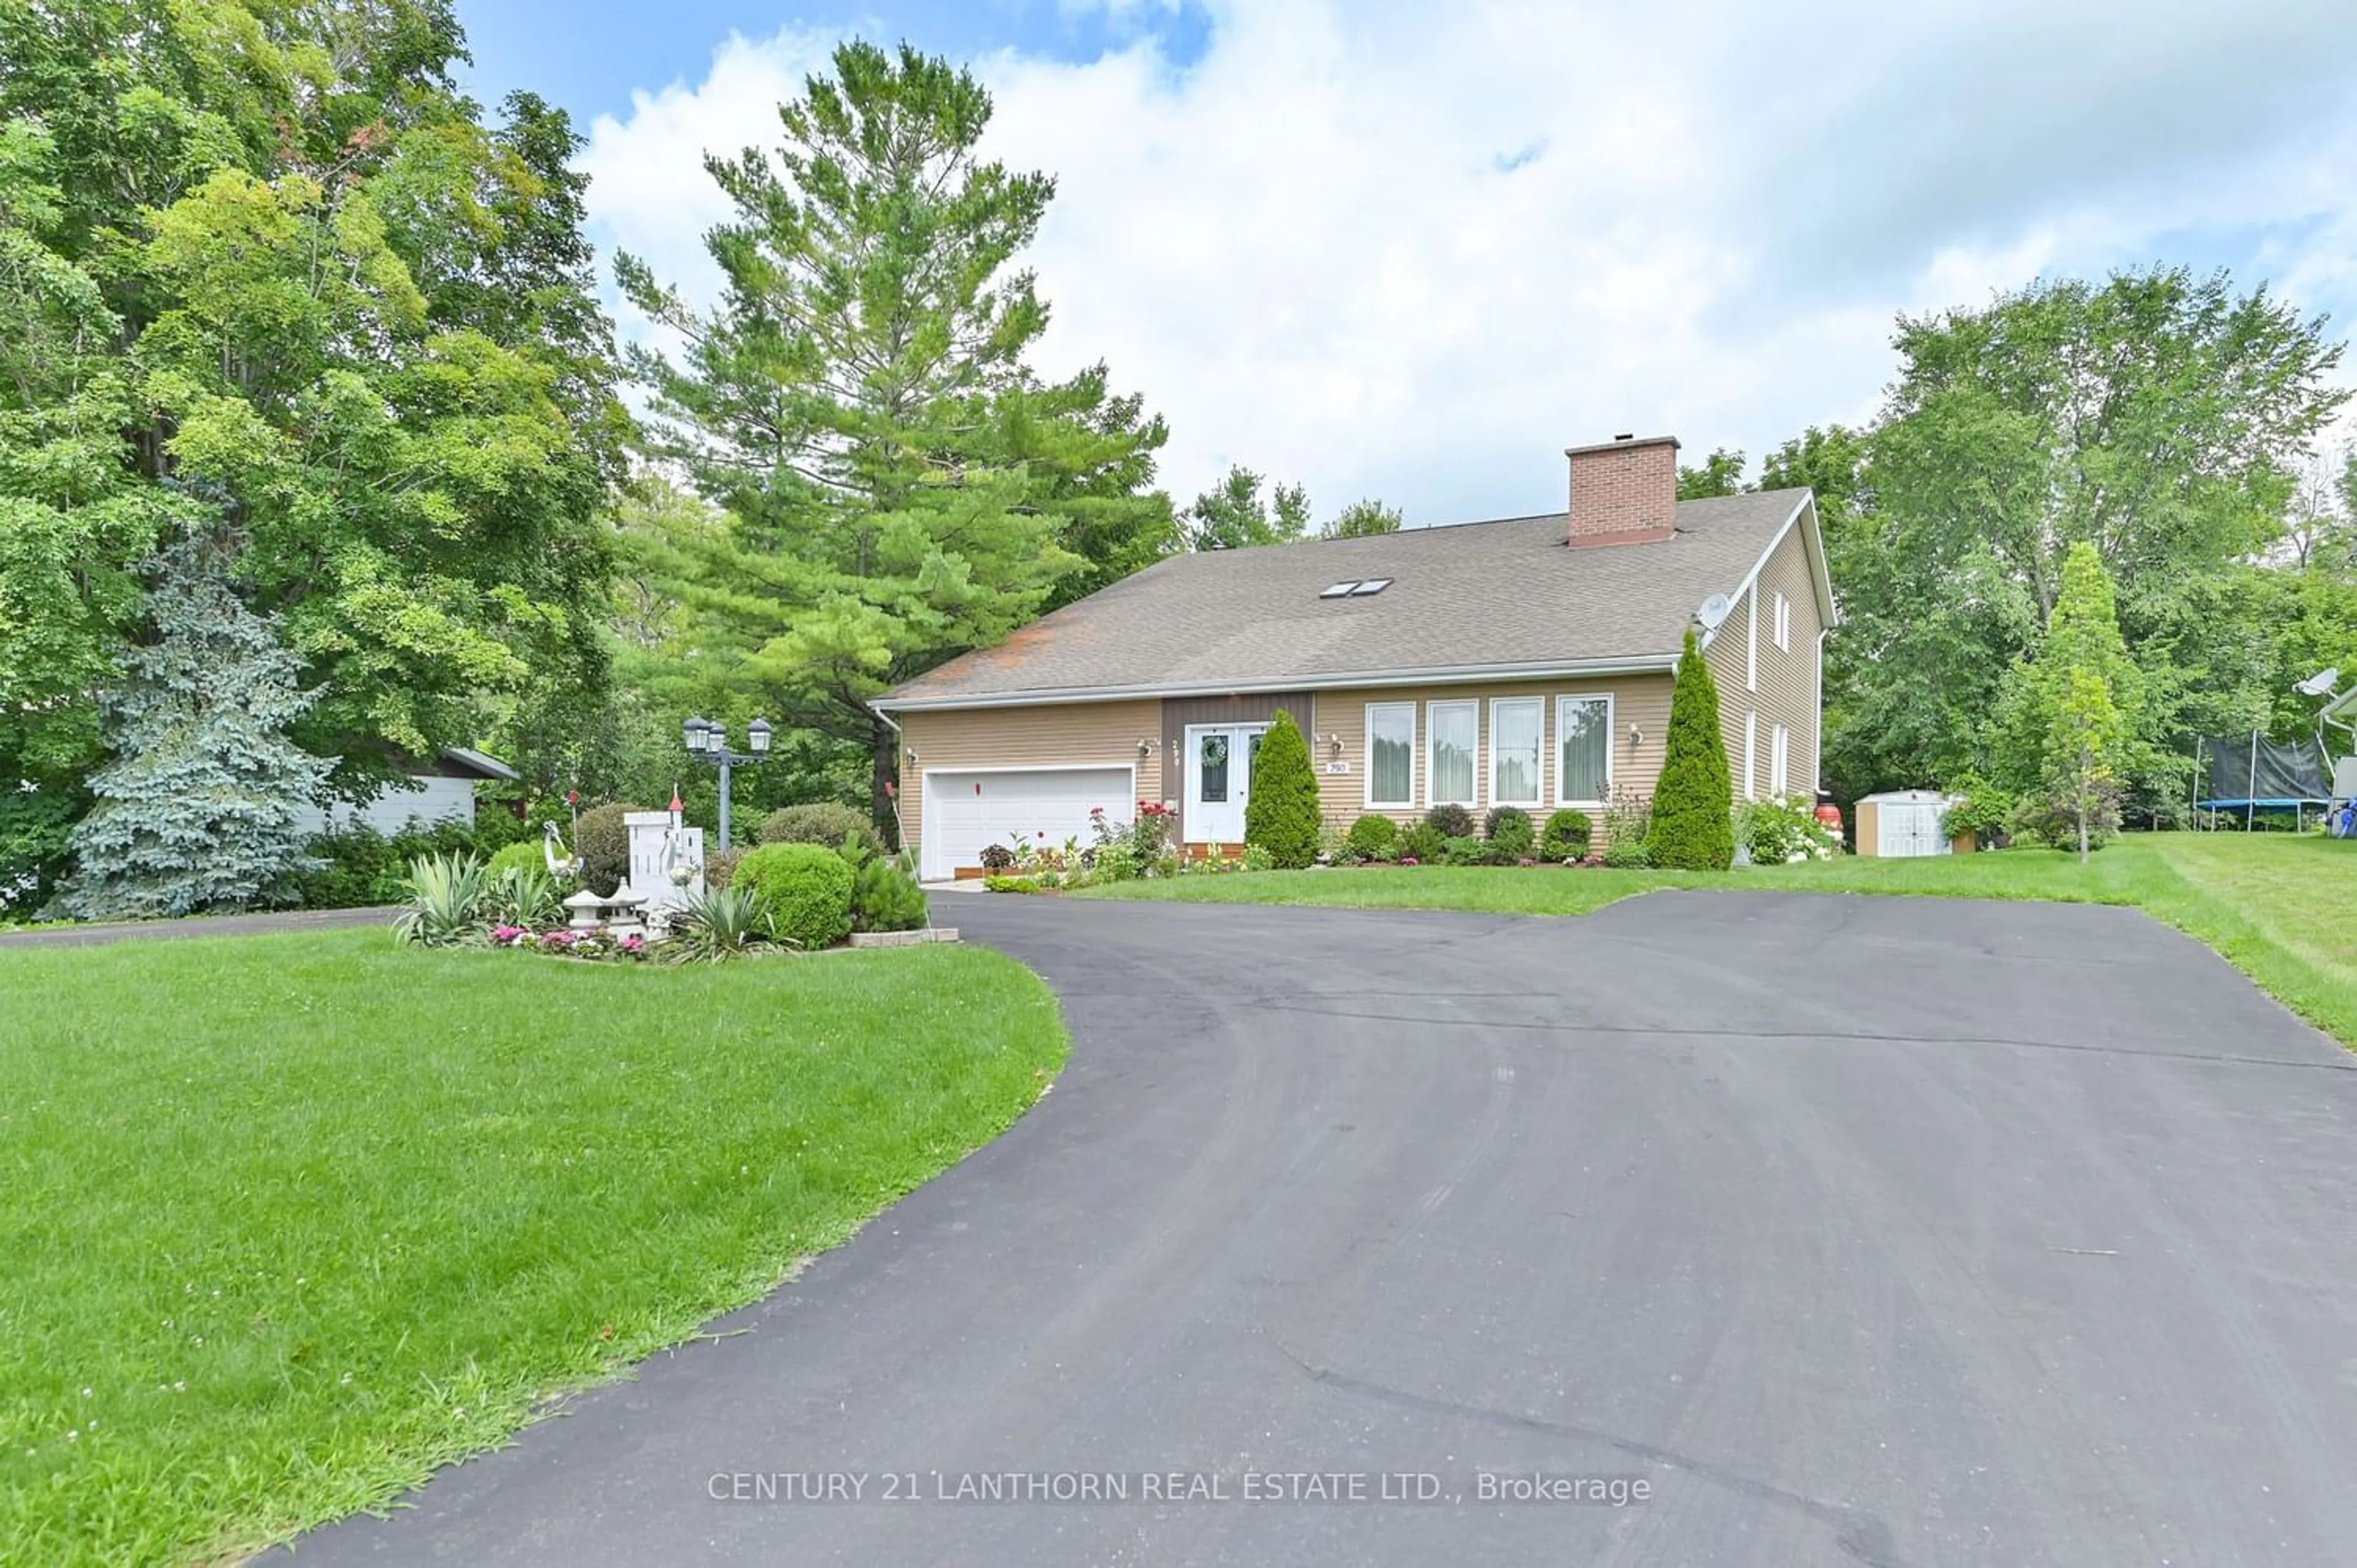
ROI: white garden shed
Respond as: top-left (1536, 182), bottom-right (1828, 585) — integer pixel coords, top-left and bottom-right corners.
top-left (1853, 790), bottom-right (1959, 858)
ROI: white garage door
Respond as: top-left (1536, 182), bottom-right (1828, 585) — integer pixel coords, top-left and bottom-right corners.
top-left (923, 768), bottom-right (1136, 881)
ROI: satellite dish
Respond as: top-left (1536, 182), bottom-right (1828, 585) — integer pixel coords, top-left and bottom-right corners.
top-left (2297, 666), bottom-right (2341, 698)
top-left (1695, 593), bottom-right (1733, 633)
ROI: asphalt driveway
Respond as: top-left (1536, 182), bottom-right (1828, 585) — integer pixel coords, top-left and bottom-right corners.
top-left (284, 891), bottom-right (2357, 1567)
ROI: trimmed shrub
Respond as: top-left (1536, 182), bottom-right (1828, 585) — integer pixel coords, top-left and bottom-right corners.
top-left (758, 801), bottom-right (880, 854)
top-left (734, 842), bottom-right (855, 950)
top-left (1401, 823), bottom-right (1445, 863)
top-left (572, 803), bottom-right (646, 895)
top-left (1539, 809), bottom-right (1592, 861)
top-left (1345, 813), bottom-right (1401, 862)
top-left (978, 843), bottom-right (1015, 872)
top-left (486, 839), bottom-right (548, 879)
top-left (1243, 711), bottom-right (1323, 868)
top-left (703, 846), bottom-right (748, 890)
top-left (1423, 801), bottom-right (1476, 840)
top-left (1647, 630), bottom-right (1734, 870)
top-left (1484, 806), bottom-right (1535, 859)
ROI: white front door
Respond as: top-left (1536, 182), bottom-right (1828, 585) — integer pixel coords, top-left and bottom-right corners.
top-left (1184, 724), bottom-right (1266, 844)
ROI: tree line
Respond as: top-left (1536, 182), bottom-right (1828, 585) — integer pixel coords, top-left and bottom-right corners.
top-left (2, 0), bottom-right (2348, 914)
top-left (1678, 268), bottom-right (2353, 838)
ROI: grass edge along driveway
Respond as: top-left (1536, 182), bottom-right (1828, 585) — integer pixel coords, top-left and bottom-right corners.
top-left (0, 935), bottom-right (1068, 1566)
top-left (1079, 832), bottom-right (2357, 1049)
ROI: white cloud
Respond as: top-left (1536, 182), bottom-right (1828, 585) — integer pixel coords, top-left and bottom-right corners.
top-left (581, 0), bottom-right (2357, 524)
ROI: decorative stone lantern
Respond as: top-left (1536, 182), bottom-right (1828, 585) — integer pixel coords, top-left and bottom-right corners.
top-left (563, 887), bottom-right (607, 933)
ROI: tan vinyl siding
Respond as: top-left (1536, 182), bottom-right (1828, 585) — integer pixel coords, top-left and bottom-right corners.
top-left (1309, 675), bottom-right (1674, 840)
top-left (895, 700), bottom-right (1161, 862)
top-left (1705, 517), bottom-right (1824, 801)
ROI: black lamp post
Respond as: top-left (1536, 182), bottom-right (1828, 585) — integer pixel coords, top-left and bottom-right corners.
top-left (683, 716), bottom-right (773, 849)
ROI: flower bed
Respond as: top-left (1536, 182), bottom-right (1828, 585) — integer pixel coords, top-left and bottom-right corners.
top-left (490, 925), bottom-right (649, 960)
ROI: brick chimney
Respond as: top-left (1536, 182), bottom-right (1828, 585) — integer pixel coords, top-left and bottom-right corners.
top-left (1566, 433), bottom-right (1679, 547)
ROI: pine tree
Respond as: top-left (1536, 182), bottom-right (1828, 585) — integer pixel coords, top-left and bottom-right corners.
top-left (616, 42), bottom-right (1171, 840)
top-left (1647, 629), bottom-right (1735, 870)
top-left (1244, 711), bottom-right (1322, 868)
top-left (60, 525), bottom-right (331, 919)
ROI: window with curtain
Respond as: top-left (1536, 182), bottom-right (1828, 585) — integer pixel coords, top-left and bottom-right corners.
top-left (1491, 698), bottom-right (1542, 805)
top-left (1367, 703), bottom-right (1415, 806)
top-left (1428, 701), bottom-right (1477, 806)
top-left (1557, 695), bottom-right (1611, 805)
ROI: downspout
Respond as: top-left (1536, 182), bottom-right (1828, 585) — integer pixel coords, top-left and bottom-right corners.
top-left (870, 705), bottom-right (915, 889)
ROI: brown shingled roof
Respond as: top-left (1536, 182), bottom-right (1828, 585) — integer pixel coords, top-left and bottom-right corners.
top-left (877, 490), bottom-right (1813, 708)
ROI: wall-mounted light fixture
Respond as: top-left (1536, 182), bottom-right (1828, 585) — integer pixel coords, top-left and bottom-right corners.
top-left (1137, 737), bottom-right (1158, 756)
top-left (1628, 723), bottom-right (1644, 750)
top-left (1326, 733), bottom-right (1345, 754)
top-left (904, 748), bottom-right (919, 764)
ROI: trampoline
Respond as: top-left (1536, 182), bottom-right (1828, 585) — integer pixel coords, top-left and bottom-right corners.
top-left (2191, 734), bottom-right (2332, 830)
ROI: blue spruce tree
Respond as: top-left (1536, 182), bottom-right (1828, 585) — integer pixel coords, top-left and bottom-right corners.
top-left (61, 522), bottom-right (331, 919)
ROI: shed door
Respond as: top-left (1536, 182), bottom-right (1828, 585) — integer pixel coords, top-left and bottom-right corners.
top-left (1880, 799), bottom-right (1945, 857)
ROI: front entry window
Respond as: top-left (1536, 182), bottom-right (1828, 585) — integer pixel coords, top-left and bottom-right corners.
top-left (1200, 733), bottom-right (1229, 802)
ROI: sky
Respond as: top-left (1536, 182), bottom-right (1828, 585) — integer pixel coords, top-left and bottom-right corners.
top-left (458, 0), bottom-right (2357, 526)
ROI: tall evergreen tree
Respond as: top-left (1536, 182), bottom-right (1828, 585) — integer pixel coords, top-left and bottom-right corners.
top-left (1647, 630), bottom-right (1735, 870)
top-left (60, 519), bottom-right (331, 919)
top-left (616, 41), bottom-right (1172, 838)
top-left (1242, 710), bottom-right (1321, 868)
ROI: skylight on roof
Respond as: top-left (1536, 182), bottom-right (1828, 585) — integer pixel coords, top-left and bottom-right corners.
top-left (1349, 578), bottom-right (1392, 596)
top-left (1320, 582), bottom-right (1357, 598)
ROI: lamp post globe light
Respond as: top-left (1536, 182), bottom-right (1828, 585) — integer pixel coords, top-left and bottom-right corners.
top-left (683, 716), bottom-right (775, 849)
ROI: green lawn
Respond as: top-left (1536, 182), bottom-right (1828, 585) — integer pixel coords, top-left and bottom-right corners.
top-left (0, 935), bottom-right (1067, 1564)
top-left (1078, 833), bottom-right (2357, 1046)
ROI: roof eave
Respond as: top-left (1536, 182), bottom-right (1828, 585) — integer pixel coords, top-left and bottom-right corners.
top-left (873, 653), bottom-right (1684, 714)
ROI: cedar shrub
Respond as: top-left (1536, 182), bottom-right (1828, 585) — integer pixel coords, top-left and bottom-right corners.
top-left (1243, 711), bottom-right (1322, 868)
top-left (1647, 629), bottom-right (1735, 870)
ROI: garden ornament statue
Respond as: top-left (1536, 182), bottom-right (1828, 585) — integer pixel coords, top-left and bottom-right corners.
top-left (543, 820), bottom-right (581, 881)
top-left (662, 790), bottom-right (697, 887)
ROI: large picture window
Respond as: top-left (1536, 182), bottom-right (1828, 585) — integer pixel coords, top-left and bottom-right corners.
top-left (1366, 703), bottom-right (1416, 807)
top-left (1427, 701), bottom-right (1478, 807)
top-left (1490, 698), bottom-right (1543, 806)
top-left (1557, 695), bottom-right (1612, 806)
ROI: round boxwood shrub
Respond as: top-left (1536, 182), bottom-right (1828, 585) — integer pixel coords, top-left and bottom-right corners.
top-left (571, 803), bottom-right (648, 895)
top-left (1484, 806), bottom-right (1535, 859)
top-left (486, 839), bottom-right (549, 879)
top-left (758, 801), bottom-right (880, 854)
top-left (734, 842), bottom-right (854, 951)
top-left (1538, 809), bottom-right (1592, 861)
top-left (1344, 813), bottom-right (1401, 862)
top-left (1242, 711), bottom-right (1323, 869)
top-left (1423, 801), bottom-right (1476, 840)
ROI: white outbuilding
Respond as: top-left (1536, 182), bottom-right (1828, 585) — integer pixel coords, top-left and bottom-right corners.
top-left (1852, 789), bottom-right (1960, 858)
